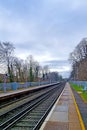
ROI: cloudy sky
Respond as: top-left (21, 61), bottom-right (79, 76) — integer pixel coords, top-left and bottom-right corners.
top-left (0, 0), bottom-right (87, 77)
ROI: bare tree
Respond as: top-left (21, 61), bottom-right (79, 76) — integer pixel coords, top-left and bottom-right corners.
top-left (14, 57), bottom-right (24, 82)
top-left (26, 55), bottom-right (34, 82)
top-left (33, 61), bottom-right (40, 81)
top-left (0, 42), bottom-right (15, 82)
top-left (69, 38), bottom-right (87, 80)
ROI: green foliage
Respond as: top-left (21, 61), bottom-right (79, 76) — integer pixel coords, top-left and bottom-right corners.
top-left (0, 79), bottom-right (2, 83)
top-left (9, 72), bottom-right (14, 82)
top-left (70, 83), bottom-right (83, 92)
top-left (70, 83), bottom-right (87, 102)
top-left (29, 67), bottom-right (34, 82)
top-left (81, 92), bottom-right (87, 101)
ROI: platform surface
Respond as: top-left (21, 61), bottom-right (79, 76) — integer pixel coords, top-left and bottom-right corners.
top-left (0, 83), bottom-right (56, 98)
top-left (40, 83), bottom-right (84, 130)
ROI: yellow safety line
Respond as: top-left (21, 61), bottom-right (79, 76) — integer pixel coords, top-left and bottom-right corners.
top-left (70, 86), bottom-right (86, 130)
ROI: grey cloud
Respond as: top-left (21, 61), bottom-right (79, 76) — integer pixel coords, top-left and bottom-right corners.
top-left (41, 60), bottom-right (71, 73)
top-left (1, 0), bottom-right (87, 77)
top-left (59, 71), bottom-right (70, 78)
top-left (44, 60), bottom-right (69, 66)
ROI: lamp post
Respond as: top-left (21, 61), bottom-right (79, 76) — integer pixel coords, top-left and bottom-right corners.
top-left (38, 71), bottom-right (41, 86)
top-left (3, 74), bottom-right (9, 93)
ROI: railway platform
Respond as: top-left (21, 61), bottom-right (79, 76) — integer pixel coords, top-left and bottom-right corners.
top-left (0, 83), bottom-right (58, 100)
top-left (40, 83), bottom-right (85, 130)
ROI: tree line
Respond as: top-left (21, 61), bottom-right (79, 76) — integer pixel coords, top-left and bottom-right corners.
top-left (0, 42), bottom-right (62, 82)
top-left (69, 38), bottom-right (87, 80)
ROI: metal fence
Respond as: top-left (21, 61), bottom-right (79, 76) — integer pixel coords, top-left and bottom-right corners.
top-left (0, 81), bottom-right (56, 92)
top-left (70, 81), bottom-right (87, 91)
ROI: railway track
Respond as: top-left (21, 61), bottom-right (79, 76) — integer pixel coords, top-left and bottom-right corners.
top-left (0, 92), bottom-right (37, 109)
top-left (0, 83), bottom-right (65, 130)
top-left (0, 84), bottom-right (59, 116)
top-left (0, 84), bottom-right (55, 109)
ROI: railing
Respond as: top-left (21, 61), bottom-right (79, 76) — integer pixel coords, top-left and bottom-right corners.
top-left (70, 81), bottom-right (87, 91)
top-left (0, 81), bottom-right (57, 92)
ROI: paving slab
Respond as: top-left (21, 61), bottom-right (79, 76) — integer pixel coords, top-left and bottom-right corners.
top-left (69, 122), bottom-right (82, 130)
top-left (54, 105), bottom-right (68, 112)
top-left (43, 122), bottom-right (69, 130)
top-left (49, 112), bottom-right (68, 122)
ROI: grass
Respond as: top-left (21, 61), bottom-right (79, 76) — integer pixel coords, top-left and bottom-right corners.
top-left (81, 92), bottom-right (87, 102)
top-left (70, 83), bottom-right (87, 103)
top-left (70, 83), bottom-right (83, 92)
